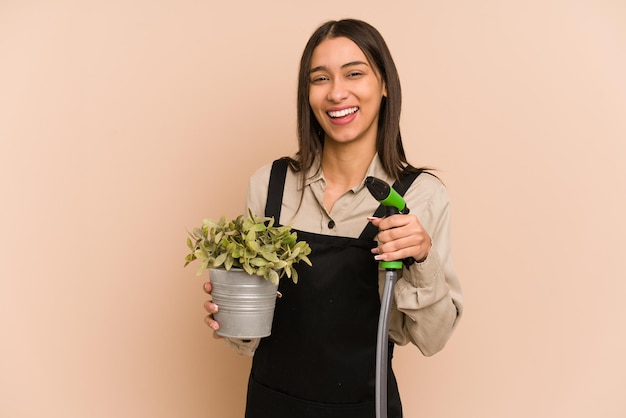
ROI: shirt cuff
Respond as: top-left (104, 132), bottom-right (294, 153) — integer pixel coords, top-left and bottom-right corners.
top-left (401, 247), bottom-right (442, 288)
top-left (223, 337), bottom-right (259, 356)
top-left (394, 247), bottom-right (451, 312)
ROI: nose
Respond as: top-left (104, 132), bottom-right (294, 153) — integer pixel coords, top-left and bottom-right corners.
top-left (327, 78), bottom-right (348, 102)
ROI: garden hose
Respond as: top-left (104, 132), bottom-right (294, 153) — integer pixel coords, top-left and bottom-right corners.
top-left (365, 176), bottom-right (409, 418)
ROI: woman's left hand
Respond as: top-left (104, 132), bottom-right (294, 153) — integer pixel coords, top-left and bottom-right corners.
top-left (368, 214), bottom-right (432, 263)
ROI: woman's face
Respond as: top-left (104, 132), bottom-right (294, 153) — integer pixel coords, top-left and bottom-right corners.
top-left (308, 37), bottom-right (386, 148)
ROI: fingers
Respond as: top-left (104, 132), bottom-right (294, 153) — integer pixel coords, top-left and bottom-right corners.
top-left (204, 313), bottom-right (219, 329)
top-left (203, 291), bottom-right (222, 338)
top-left (204, 313), bottom-right (223, 339)
top-left (368, 214), bottom-right (418, 234)
top-left (203, 282), bottom-right (212, 294)
top-left (374, 235), bottom-right (430, 262)
top-left (374, 213), bottom-right (416, 231)
top-left (369, 214), bottom-right (422, 243)
top-left (368, 214), bottom-right (431, 262)
top-left (204, 299), bottom-right (218, 314)
top-left (367, 216), bottom-right (382, 227)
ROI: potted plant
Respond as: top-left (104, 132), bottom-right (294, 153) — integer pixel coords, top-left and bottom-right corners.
top-left (185, 210), bottom-right (312, 338)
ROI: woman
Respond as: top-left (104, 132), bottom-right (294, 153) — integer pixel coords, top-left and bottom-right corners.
top-left (203, 18), bottom-right (463, 418)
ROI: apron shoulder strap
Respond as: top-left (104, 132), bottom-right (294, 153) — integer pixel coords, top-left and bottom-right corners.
top-left (359, 169), bottom-right (424, 241)
top-left (264, 158), bottom-right (289, 221)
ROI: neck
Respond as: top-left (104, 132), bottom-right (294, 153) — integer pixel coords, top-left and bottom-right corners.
top-left (321, 142), bottom-right (376, 189)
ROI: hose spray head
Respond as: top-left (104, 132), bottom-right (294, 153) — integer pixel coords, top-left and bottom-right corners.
top-left (365, 176), bottom-right (410, 215)
top-left (365, 176), bottom-right (410, 270)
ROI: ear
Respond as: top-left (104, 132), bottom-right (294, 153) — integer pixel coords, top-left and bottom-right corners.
top-left (382, 81), bottom-right (387, 98)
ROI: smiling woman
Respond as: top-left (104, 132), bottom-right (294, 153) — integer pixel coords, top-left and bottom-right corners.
top-left (202, 18), bottom-right (463, 418)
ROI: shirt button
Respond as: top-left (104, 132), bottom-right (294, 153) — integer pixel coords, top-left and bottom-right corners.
top-left (328, 220), bottom-right (335, 229)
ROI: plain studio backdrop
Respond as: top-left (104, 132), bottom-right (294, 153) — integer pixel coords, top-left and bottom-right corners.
top-left (1, 1), bottom-right (624, 417)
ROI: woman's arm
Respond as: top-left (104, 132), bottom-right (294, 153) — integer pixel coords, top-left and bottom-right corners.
top-left (384, 175), bottom-right (463, 356)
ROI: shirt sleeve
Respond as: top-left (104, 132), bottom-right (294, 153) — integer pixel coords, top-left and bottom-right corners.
top-left (388, 174), bottom-right (464, 356)
top-left (245, 162), bottom-right (272, 218)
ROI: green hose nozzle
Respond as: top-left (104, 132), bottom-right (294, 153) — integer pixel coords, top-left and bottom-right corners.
top-left (364, 176), bottom-right (409, 215)
top-left (365, 176), bottom-right (410, 270)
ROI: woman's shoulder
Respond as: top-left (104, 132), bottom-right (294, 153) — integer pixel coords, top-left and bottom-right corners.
top-left (250, 157), bottom-right (296, 180)
top-left (415, 169), bottom-right (446, 189)
top-left (249, 160), bottom-right (275, 183)
top-left (405, 170), bottom-right (449, 206)
top-left (248, 157), bottom-right (299, 192)
top-left (246, 160), bottom-right (279, 217)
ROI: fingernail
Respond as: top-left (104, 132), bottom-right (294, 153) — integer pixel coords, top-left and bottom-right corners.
top-left (367, 216), bottom-right (379, 221)
top-left (374, 255), bottom-right (383, 261)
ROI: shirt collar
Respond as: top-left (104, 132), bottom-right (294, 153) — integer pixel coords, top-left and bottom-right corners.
top-left (302, 153), bottom-right (392, 192)
top-left (303, 157), bottom-right (323, 189)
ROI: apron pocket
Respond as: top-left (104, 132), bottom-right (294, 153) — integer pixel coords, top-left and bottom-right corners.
top-left (245, 375), bottom-right (376, 418)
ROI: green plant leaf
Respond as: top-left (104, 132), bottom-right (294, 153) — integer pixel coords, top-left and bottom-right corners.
top-left (300, 254), bottom-right (312, 266)
top-left (197, 259), bottom-right (209, 276)
top-left (287, 246), bottom-right (301, 260)
top-left (213, 252), bottom-right (227, 268)
top-left (282, 233), bottom-right (297, 245)
top-left (245, 228), bottom-right (255, 241)
top-left (243, 247), bottom-right (256, 260)
top-left (268, 269), bottom-right (279, 285)
top-left (249, 257), bottom-right (268, 267)
top-left (230, 243), bottom-right (242, 258)
top-left (260, 247), bottom-right (280, 263)
top-left (225, 254), bottom-right (234, 270)
top-left (251, 223), bottom-right (266, 232)
top-left (183, 255), bottom-right (195, 267)
top-left (273, 260), bottom-right (287, 270)
top-left (247, 239), bottom-right (261, 253)
top-left (242, 262), bottom-right (254, 275)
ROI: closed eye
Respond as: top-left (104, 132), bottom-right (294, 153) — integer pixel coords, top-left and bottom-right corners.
top-left (311, 75), bottom-right (329, 83)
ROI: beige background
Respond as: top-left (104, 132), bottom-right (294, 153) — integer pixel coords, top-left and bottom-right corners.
top-left (1, 1), bottom-right (625, 417)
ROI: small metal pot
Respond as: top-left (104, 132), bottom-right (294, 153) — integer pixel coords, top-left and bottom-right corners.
top-left (209, 268), bottom-right (279, 338)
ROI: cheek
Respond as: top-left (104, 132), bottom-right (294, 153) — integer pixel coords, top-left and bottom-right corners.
top-left (366, 82), bottom-right (386, 100)
top-left (308, 88), bottom-right (324, 108)
top-left (362, 87), bottom-right (385, 112)
top-left (307, 94), bottom-right (323, 124)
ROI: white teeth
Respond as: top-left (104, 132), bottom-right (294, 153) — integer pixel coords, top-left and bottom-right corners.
top-left (328, 107), bottom-right (358, 118)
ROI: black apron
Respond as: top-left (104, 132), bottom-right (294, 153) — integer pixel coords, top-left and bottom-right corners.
top-left (245, 159), bottom-right (420, 418)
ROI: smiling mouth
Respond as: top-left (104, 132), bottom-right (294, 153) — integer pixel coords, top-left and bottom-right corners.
top-left (327, 106), bottom-right (359, 118)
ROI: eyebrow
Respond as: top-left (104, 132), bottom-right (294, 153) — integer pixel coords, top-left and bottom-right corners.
top-left (309, 60), bottom-right (370, 74)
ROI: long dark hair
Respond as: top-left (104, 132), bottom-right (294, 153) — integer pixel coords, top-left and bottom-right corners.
top-left (287, 18), bottom-right (420, 185)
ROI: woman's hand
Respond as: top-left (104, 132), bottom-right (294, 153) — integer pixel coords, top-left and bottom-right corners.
top-left (368, 214), bottom-right (432, 263)
top-left (203, 282), bottom-right (223, 339)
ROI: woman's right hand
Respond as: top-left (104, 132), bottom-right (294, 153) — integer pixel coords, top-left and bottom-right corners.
top-left (203, 282), bottom-right (223, 339)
